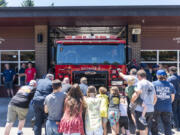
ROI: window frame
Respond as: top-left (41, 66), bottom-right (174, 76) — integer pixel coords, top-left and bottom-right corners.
top-left (0, 50), bottom-right (35, 85)
top-left (141, 50), bottom-right (180, 75)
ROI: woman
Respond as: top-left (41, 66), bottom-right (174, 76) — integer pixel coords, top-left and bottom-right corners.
top-left (59, 84), bottom-right (86, 135)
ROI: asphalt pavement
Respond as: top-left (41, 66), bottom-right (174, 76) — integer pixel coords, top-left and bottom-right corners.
top-left (0, 98), bottom-right (179, 135)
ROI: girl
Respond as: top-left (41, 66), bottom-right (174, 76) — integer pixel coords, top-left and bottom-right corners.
top-left (85, 86), bottom-right (103, 135)
top-left (97, 87), bottom-right (109, 135)
top-left (108, 86), bottom-right (120, 135)
top-left (58, 84), bottom-right (85, 135)
top-left (119, 96), bottom-right (130, 135)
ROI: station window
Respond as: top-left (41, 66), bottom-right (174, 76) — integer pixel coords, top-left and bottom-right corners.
top-left (1, 51), bottom-right (18, 61)
top-left (141, 50), bottom-right (180, 75)
top-left (0, 50), bottom-right (35, 85)
top-left (141, 51), bottom-right (157, 61)
top-left (159, 51), bottom-right (177, 61)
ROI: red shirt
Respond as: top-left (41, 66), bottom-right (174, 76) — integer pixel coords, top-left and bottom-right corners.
top-left (25, 68), bottom-right (36, 83)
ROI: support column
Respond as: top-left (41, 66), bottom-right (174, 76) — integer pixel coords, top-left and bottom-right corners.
top-left (128, 25), bottom-right (141, 64)
top-left (34, 25), bottom-right (48, 78)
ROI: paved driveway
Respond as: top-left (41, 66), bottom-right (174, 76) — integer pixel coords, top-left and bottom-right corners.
top-left (0, 98), bottom-right (179, 135)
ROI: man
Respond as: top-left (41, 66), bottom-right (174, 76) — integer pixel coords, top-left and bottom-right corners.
top-left (3, 64), bottom-right (16, 97)
top-left (18, 63), bottom-right (26, 86)
top-left (79, 77), bottom-right (88, 96)
top-left (167, 66), bottom-right (180, 131)
top-left (131, 69), bottom-right (157, 135)
top-left (44, 80), bottom-right (66, 135)
top-left (118, 68), bottom-right (138, 126)
top-left (25, 62), bottom-right (36, 84)
top-left (61, 77), bottom-right (71, 93)
top-left (4, 80), bottom-right (37, 135)
top-left (151, 65), bottom-right (159, 81)
top-left (32, 74), bottom-right (54, 135)
top-left (151, 70), bottom-right (175, 135)
top-left (118, 68), bottom-right (138, 86)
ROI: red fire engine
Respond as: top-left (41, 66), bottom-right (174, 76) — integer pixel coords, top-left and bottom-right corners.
top-left (55, 35), bottom-right (126, 89)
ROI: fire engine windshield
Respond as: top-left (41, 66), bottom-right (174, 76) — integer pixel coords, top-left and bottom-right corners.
top-left (56, 44), bottom-right (125, 65)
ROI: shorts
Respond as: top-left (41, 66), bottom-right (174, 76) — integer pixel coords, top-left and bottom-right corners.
top-left (7, 105), bottom-right (28, 123)
top-left (102, 117), bottom-right (108, 123)
top-left (108, 110), bottom-right (120, 127)
top-left (119, 116), bottom-right (129, 130)
top-left (86, 126), bottom-right (103, 135)
top-left (135, 111), bottom-right (153, 130)
top-left (135, 97), bottom-right (143, 106)
top-left (4, 81), bottom-right (13, 89)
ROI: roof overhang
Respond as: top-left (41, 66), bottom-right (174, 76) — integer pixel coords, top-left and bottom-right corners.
top-left (0, 6), bottom-right (180, 26)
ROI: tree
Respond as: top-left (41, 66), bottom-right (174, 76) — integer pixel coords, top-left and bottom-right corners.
top-left (21, 0), bottom-right (34, 7)
top-left (0, 0), bottom-right (7, 7)
top-left (51, 2), bottom-right (54, 6)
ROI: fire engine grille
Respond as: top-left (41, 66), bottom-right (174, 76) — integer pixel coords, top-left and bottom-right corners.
top-left (72, 71), bottom-right (108, 88)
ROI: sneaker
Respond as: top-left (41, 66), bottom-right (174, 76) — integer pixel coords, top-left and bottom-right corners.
top-left (139, 116), bottom-right (147, 126)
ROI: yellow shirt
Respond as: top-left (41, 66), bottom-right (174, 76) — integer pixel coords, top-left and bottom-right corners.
top-left (96, 94), bottom-right (109, 118)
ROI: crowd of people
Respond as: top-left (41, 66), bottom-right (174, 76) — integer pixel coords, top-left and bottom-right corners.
top-left (2, 63), bottom-right (180, 135)
top-left (2, 62), bottom-right (36, 97)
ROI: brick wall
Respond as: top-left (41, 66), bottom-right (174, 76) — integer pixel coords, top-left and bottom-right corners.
top-left (34, 25), bottom-right (48, 78)
top-left (128, 25), bottom-right (141, 64)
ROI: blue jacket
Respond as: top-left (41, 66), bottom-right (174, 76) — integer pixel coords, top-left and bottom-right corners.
top-left (168, 74), bottom-right (180, 99)
top-left (79, 83), bottom-right (88, 96)
top-left (32, 78), bottom-right (53, 104)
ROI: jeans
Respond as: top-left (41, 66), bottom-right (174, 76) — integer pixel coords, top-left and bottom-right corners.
top-left (46, 120), bottom-right (62, 135)
top-left (151, 111), bottom-right (172, 135)
top-left (33, 102), bottom-right (47, 135)
top-left (172, 99), bottom-right (180, 128)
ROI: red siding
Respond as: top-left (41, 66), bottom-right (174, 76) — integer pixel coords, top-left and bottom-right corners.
top-left (141, 26), bottom-right (180, 50)
top-left (0, 26), bottom-right (34, 50)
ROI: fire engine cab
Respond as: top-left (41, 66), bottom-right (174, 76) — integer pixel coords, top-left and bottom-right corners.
top-left (55, 35), bottom-right (126, 89)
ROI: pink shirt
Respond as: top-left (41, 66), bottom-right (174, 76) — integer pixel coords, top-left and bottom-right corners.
top-left (25, 68), bottom-right (36, 83)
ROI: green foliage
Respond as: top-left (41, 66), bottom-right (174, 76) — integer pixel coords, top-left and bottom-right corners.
top-left (0, 0), bottom-right (7, 7)
top-left (21, 0), bottom-right (34, 7)
top-left (51, 2), bottom-right (54, 6)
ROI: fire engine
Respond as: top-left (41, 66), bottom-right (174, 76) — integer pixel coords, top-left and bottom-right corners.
top-left (55, 35), bottom-right (126, 89)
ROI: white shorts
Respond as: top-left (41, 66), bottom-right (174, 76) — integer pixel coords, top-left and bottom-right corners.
top-left (86, 126), bottom-right (103, 135)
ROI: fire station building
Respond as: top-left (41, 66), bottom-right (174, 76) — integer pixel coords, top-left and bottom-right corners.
top-left (0, 5), bottom-right (180, 88)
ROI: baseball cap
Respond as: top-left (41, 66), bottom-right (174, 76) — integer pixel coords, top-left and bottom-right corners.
top-left (156, 70), bottom-right (167, 76)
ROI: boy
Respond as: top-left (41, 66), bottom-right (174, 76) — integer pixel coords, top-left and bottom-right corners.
top-left (44, 80), bottom-right (66, 135)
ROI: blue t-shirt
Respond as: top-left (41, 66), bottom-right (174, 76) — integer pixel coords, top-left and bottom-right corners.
top-left (153, 80), bottom-right (176, 112)
top-left (19, 68), bottom-right (25, 82)
top-left (167, 74), bottom-right (180, 99)
top-left (3, 69), bottom-right (16, 82)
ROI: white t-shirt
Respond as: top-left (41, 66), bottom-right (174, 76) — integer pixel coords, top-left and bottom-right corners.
top-left (119, 103), bottom-right (128, 116)
top-left (135, 79), bottom-right (156, 113)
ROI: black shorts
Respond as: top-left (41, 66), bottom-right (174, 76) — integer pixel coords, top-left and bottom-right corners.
top-left (119, 116), bottom-right (129, 130)
top-left (135, 96), bottom-right (143, 106)
top-left (4, 81), bottom-right (13, 89)
top-left (135, 111), bottom-right (153, 130)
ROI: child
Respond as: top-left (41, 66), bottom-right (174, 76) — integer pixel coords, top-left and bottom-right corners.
top-left (108, 86), bottom-right (120, 135)
top-left (85, 86), bottom-right (103, 135)
top-left (58, 84), bottom-right (85, 135)
top-left (119, 96), bottom-right (130, 135)
top-left (125, 76), bottom-right (147, 125)
top-left (97, 87), bottom-right (109, 135)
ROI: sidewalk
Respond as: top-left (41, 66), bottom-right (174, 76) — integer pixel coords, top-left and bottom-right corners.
top-left (0, 98), bottom-right (45, 135)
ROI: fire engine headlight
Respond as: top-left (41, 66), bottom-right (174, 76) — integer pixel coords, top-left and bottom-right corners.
top-left (111, 81), bottom-right (123, 86)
